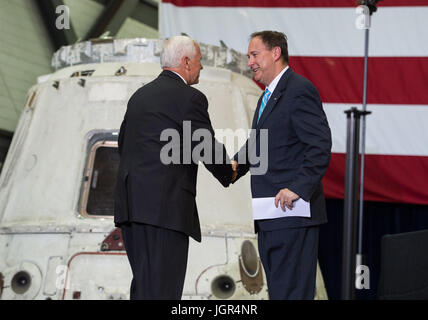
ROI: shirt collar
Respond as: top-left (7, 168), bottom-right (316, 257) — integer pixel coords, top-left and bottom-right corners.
top-left (267, 65), bottom-right (289, 94)
top-left (170, 71), bottom-right (187, 84)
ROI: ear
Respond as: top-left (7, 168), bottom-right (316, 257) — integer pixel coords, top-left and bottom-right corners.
top-left (272, 46), bottom-right (282, 62)
top-left (184, 56), bottom-right (190, 70)
top-left (180, 56), bottom-right (189, 70)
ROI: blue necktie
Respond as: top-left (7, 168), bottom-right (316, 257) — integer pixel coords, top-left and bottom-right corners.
top-left (258, 88), bottom-right (271, 122)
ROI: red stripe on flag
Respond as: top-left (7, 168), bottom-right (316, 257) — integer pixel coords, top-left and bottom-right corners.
top-left (162, 0), bottom-right (428, 8)
top-left (323, 153), bottom-right (428, 205)
top-left (290, 56), bottom-right (428, 105)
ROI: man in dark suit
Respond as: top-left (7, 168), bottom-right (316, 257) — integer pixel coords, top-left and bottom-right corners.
top-left (232, 31), bottom-right (332, 299)
top-left (114, 36), bottom-right (236, 300)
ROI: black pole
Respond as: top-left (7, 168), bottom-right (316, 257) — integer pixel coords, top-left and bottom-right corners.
top-left (357, 24), bottom-right (370, 273)
top-left (342, 107), bottom-right (371, 300)
top-left (352, 0), bottom-right (380, 296)
top-left (357, 0), bottom-right (379, 272)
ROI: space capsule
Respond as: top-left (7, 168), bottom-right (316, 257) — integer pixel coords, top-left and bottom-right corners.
top-left (0, 38), bottom-right (327, 300)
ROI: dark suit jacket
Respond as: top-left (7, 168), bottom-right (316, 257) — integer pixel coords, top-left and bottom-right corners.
top-left (114, 70), bottom-right (234, 242)
top-left (234, 68), bottom-right (332, 231)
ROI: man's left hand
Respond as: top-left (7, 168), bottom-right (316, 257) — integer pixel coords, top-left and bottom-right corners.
top-left (231, 160), bottom-right (238, 182)
top-left (274, 188), bottom-right (300, 211)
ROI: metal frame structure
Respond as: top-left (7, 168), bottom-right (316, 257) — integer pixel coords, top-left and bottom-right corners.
top-left (34, 0), bottom-right (78, 50)
top-left (85, 0), bottom-right (139, 39)
top-left (34, 0), bottom-right (159, 50)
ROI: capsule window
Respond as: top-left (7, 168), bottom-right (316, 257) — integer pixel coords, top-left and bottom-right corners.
top-left (80, 131), bottom-right (119, 218)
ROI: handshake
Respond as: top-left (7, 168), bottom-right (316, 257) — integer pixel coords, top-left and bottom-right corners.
top-left (231, 160), bottom-right (238, 182)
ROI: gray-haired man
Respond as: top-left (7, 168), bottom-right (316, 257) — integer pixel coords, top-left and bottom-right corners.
top-left (114, 36), bottom-right (236, 299)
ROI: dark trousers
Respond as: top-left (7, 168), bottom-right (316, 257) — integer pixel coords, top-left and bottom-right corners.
top-left (257, 225), bottom-right (319, 300)
top-left (120, 222), bottom-right (189, 300)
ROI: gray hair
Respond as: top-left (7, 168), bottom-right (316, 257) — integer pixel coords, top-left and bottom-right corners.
top-left (160, 36), bottom-right (198, 68)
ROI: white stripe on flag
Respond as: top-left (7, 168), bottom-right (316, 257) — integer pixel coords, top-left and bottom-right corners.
top-left (324, 103), bottom-right (428, 156)
top-left (160, 4), bottom-right (428, 57)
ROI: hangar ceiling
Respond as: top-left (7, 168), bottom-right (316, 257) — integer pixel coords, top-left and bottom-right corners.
top-left (0, 0), bottom-right (159, 172)
top-left (0, 0), bottom-right (159, 135)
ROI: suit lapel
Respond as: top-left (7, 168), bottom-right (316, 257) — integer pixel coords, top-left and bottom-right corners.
top-left (256, 91), bottom-right (282, 129)
top-left (255, 68), bottom-right (294, 129)
top-left (251, 95), bottom-right (263, 129)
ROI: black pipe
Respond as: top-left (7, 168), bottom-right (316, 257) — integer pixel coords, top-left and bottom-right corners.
top-left (342, 107), bottom-right (371, 300)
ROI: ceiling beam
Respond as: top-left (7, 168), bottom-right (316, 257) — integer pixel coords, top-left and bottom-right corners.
top-left (131, 0), bottom-right (158, 30)
top-left (34, 0), bottom-right (78, 50)
top-left (92, 0), bottom-right (159, 30)
top-left (85, 0), bottom-right (139, 40)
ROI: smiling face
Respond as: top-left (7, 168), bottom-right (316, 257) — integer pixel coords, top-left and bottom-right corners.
top-left (247, 36), bottom-right (283, 86)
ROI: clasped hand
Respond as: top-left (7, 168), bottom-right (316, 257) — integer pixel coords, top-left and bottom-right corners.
top-left (275, 188), bottom-right (299, 211)
top-left (231, 160), bottom-right (238, 182)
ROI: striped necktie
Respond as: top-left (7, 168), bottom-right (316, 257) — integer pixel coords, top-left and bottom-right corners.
top-left (258, 88), bottom-right (271, 122)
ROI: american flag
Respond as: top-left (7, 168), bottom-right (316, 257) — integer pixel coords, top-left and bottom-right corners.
top-left (160, 0), bottom-right (428, 205)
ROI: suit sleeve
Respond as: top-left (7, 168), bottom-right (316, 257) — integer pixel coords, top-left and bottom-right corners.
top-left (287, 90), bottom-right (332, 201)
top-left (231, 139), bottom-right (250, 183)
top-left (184, 90), bottom-right (234, 187)
top-left (118, 114), bottom-right (126, 156)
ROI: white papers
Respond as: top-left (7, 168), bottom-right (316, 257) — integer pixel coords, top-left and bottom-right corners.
top-left (252, 197), bottom-right (311, 220)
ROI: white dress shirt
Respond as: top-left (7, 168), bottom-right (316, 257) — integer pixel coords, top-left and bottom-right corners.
top-left (266, 65), bottom-right (289, 100)
top-left (170, 70), bottom-right (187, 84)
